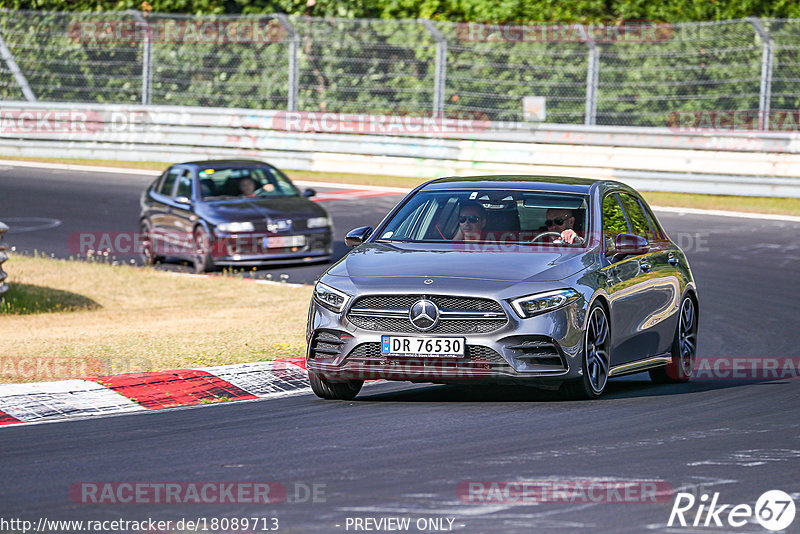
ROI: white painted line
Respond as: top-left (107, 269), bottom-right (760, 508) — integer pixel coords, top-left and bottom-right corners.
top-left (651, 205), bottom-right (800, 222)
top-left (0, 379), bottom-right (146, 422)
top-left (164, 271), bottom-right (307, 288)
top-left (1, 158), bottom-right (795, 220)
top-left (296, 179), bottom-right (411, 194)
top-left (0, 158), bottom-right (160, 176)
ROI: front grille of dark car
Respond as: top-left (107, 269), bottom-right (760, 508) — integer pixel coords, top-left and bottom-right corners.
top-left (347, 294), bottom-right (508, 334)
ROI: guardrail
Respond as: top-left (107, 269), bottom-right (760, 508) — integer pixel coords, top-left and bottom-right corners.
top-left (0, 221), bottom-right (9, 298)
top-left (1, 101), bottom-right (800, 197)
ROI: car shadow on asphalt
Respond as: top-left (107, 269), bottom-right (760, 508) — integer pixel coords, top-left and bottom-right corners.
top-left (355, 376), bottom-right (793, 403)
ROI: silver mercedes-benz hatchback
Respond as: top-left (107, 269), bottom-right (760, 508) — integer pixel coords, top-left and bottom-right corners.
top-left (306, 176), bottom-right (698, 400)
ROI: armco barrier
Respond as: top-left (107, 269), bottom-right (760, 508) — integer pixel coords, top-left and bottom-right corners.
top-left (1, 102), bottom-right (800, 197)
top-left (0, 221), bottom-right (8, 298)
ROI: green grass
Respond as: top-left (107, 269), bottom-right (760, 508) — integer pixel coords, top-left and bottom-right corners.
top-left (0, 282), bottom-right (101, 315)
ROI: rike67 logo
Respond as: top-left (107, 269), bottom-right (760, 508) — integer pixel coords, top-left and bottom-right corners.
top-left (668, 490), bottom-right (795, 531)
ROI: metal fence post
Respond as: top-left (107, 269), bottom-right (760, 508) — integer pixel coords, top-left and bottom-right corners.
top-left (0, 28), bottom-right (36, 102)
top-left (275, 14), bottom-right (299, 111)
top-left (580, 24), bottom-right (599, 126)
top-left (420, 19), bottom-right (447, 117)
top-left (748, 17), bottom-right (774, 131)
top-left (130, 11), bottom-right (152, 105)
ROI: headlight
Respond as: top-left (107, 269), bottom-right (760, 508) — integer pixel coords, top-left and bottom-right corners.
top-left (307, 216), bottom-right (331, 229)
top-left (217, 221), bottom-right (254, 233)
top-left (510, 289), bottom-right (581, 319)
top-left (313, 282), bottom-right (351, 313)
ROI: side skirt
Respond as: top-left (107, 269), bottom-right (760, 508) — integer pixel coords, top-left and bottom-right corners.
top-left (608, 354), bottom-right (672, 378)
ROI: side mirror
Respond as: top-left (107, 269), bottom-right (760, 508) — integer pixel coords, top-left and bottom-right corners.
top-left (613, 233), bottom-right (649, 258)
top-left (303, 188), bottom-right (316, 198)
top-left (174, 196), bottom-right (192, 206)
top-left (345, 226), bottom-right (373, 247)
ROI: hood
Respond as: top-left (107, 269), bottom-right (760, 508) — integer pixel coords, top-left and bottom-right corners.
top-left (326, 242), bottom-right (596, 283)
top-left (199, 196), bottom-right (325, 222)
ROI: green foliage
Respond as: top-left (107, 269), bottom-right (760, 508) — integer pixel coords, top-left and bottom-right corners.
top-left (1, 3), bottom-right (799, 125)
top-left (3, 0), bottom-right (800, 20)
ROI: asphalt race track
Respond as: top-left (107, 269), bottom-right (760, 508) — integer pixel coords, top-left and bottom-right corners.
top-left (1, 164), bottom-right (800, 532)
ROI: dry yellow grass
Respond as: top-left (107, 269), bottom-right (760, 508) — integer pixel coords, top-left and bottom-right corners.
top-left (0, 254), bottom-right (312, 383)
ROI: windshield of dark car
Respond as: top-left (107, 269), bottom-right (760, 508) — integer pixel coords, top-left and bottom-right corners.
top-left (198, 166), bottom-right (300, 200)
top-left (376, 189), bottom-right (589, 246)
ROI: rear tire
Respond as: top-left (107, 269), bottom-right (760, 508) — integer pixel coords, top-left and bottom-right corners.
top-left (561, 302), bottom-right (611, 400)
top-left (308, 371), bottom-right (363, 400)
top-left (650, 295), bottom-right (697, 384)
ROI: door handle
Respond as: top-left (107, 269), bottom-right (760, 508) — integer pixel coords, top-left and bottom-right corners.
top-left (639, 260), bottom-right (652, 272)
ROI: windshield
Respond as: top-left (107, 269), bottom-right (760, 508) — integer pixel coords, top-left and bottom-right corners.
top-left (198, 166), bottom-right (300, 200)
top-left (377, 189), bottom-right (589, 247)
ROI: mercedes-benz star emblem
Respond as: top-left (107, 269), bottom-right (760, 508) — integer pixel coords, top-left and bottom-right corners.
top-left (424, 279), bottom-right (434, 285)
top-left (409, 299), bottom-right (439, 332)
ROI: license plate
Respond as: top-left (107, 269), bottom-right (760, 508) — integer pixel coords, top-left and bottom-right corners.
top-left (381, 336), bottom-right (465, 357)
top-left (263, 235), bottom-right (306, 249)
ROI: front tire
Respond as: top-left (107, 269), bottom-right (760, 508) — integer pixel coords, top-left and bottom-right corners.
top-left (650, 295), bottom-right (697, 383)
top-left (562, 303), bottom-right (611, 400)
top-left (140, 220), bottom-right (162, 265)
top-left (192, 226), bottom-right (216, 274)
top-left (308, 371), bottom-right (363, 400)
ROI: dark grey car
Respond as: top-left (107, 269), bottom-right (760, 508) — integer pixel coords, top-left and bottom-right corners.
top-left (306, 176), bottom-right (698, 400)
top-left (139, 160), bottom-right (332, 273)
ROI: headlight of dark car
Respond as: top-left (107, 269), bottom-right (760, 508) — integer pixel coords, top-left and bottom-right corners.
top-left (216, 221), bottom-right (255, 232)
top-left (306, 216), bottom-right (332, 229)
top-left (510, 289), bottom-right (581, 319)
top-left (313, 282), bottom-right (351, 313)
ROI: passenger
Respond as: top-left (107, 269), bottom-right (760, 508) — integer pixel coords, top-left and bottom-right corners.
top-left (452, 201), bottom-right (488, 241)
top-left (541, 208), bottom-right (584, 245)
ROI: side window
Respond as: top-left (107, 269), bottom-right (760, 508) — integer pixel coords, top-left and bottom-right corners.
top-left (640, 200), bottom-right (667, 242)
top-left (158, 168), bottom-right (180, 197)
top-left (175, 170), bottom-right (193, 199)
top-left (602, 193), bottom-right (629, 253)
top-left (618, 193), bottom-right (655, 241)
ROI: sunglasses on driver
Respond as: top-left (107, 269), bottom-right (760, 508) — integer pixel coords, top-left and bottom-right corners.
top-left (545, 216), bottom-right (570, 227)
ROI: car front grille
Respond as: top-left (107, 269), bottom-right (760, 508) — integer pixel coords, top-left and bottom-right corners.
top-left (346, 343), bottom-right (507, 364)
top-left (347, 294), bottom-right (508, 334)
top-left (338, 343), bottom-right (512, 378)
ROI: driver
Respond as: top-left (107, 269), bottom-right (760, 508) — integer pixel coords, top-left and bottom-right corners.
top-left (452, 201), bottom-right (487, 241)
top-left (239, 176), bottom-right (258, 197)
top-left (540, 208), bottom-right (584, 245)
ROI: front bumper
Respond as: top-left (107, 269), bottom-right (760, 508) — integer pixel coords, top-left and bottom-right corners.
top-left (211, 229), bottom-right (332, 265)
top-left (306, 293), bottom-right (588, 385)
